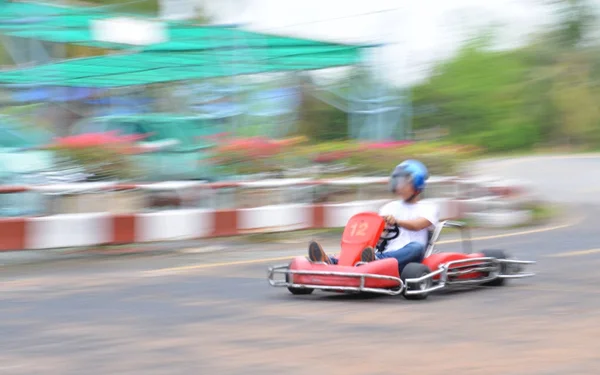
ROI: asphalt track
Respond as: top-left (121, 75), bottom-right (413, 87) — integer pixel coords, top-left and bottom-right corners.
top-left (1, 155), bottom-right (600, 374)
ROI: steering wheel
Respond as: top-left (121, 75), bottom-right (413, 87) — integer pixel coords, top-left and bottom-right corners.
top-left (376, 223), bottom-right (400, 253)
top-left (380, 223), bottom-right (400, 241)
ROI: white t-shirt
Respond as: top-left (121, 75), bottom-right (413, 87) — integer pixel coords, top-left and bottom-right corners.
top-left (378, 200), bottom-right (439, 252)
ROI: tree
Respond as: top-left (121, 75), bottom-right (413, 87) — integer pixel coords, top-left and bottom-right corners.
top-left (85, 0), bottom-right (211, 22)
top-left (411, 34), bottom-right (539, 151)
top-left (544, 0), bottom-right (597, 48)
top-left (527, 0), bottom-right (600, 146)
top-left (410, 1), bottom-right (600, 151)
top-left (549, 55), bottom-right (600, 145)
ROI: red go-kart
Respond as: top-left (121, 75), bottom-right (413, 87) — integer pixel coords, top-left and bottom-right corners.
top-left (267, 212), bottom-right (536, 300)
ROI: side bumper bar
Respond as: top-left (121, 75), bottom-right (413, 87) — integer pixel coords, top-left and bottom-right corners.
top-left (267, 264), bottom-right (405, 296)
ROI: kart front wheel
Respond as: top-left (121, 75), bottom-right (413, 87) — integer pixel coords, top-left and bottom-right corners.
top-left (401, 263), bottom-right (432, 300)
top-left (480, 249), bottom-right (508, 286)
top-left (285, 272), bottom-right (314, 295)
top-left (287, 286), bottom-right (314, 295)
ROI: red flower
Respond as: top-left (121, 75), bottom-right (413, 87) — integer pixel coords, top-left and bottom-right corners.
top-left (50, 131), bottom-right (150, 154)
top-left (213, 136), bottom-right (283, 160)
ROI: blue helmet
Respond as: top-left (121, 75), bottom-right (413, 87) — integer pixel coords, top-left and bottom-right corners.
top-left (389, 159), bottom-right (429, 193)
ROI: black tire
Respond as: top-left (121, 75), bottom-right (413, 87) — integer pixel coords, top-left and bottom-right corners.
top-left (285, 271), bottom-right (314, 295)
top-left (401, 263), bottom-right (432, 300)
top-left (480, 249), bottom-right (508, 286)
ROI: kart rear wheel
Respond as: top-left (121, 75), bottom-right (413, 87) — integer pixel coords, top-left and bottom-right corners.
top-left (285, 272), bottom-right (314, 295)
top-left (480, 249), bottom-right (508, 286)
top-left (401, 263), bottom-right (432, 300)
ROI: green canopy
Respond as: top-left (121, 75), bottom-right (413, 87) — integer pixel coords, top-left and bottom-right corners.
top-left (0, 2), bottom-right (369, 87)
top-left (0, 46), bottom-right (362, 87)
top-left (0, 2), bottom-right (368, 52)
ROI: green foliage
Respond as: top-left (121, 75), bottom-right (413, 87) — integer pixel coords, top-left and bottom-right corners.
top-left (83, 0), bottom-right (211, 21)
top-left (545, 0), bottom-right (597, 48)
top-left (207, 137), bottom-right (475, 177)
top-left (412, 36), bottom-right (540, 152)
top-left (297, 91), bottom-right (348, 141)
top-left (345, 141), bottom-right (479, 176)
top-left (83, 0), bottom-right (159, 15)
top-left (411, 0), bottom-right (600, 153)
top-left (295, 3), bottom-right (600, 153)
top-left (50, 145), bottom-right (142, 181)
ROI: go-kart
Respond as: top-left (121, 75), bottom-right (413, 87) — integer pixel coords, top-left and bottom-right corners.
top-left (267, 212), bottom-right (536, 300)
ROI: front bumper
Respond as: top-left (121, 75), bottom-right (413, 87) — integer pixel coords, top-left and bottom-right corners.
top-left (403, 257), bottom-right (537, 296)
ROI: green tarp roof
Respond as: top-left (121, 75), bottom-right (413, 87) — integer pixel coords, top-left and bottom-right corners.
top-left (4, 26), bottom-right (358, 51)
top-left (0, 47), bottom-right (363, 87)
top-left (0, 2), bottom-right (368, 87)
top-left (0, 2), bottom-right (368, 52)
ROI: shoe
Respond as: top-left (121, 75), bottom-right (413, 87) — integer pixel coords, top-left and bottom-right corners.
top-left (360, 246), bottom-right (376, 263)
top-left (308, 241), bottom-right (331, 264)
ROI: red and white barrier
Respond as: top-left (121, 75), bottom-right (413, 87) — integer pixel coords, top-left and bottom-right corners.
top-left (0, 198), bottom-right (462, 251)
top-left (0, 174), bottom-right (534, 251)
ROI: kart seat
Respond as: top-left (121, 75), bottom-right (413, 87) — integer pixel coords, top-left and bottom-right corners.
top-left (337, 212), bottom-right (386, 266)
top-left (426, 228), bottom-right (434, 248)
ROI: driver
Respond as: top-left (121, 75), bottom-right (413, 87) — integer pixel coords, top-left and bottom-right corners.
top-left (308, 159), bottom-right (439, 274)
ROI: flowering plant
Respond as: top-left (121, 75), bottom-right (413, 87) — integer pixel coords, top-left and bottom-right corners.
top-left (209, 136), bottom-right (307, 174)
top-left (45, 131), bottom-right (148, 180)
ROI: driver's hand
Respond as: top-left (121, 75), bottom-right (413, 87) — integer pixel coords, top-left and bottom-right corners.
top-left (383, 215), bottom-right (396, 226)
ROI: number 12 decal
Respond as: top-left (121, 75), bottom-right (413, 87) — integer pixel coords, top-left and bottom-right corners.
top-left (349, 221), bottom-right (368, 236)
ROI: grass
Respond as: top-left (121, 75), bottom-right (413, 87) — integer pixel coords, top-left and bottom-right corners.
top-left (530, 203), bottom-right (559, 225)
top-left (467, 144), bottom-right (600, 162)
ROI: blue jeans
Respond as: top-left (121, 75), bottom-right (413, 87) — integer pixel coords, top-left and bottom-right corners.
top-left (376, 242), bottom-right (425, 274)
top-left (328, 242), bottom-right (425, 274)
